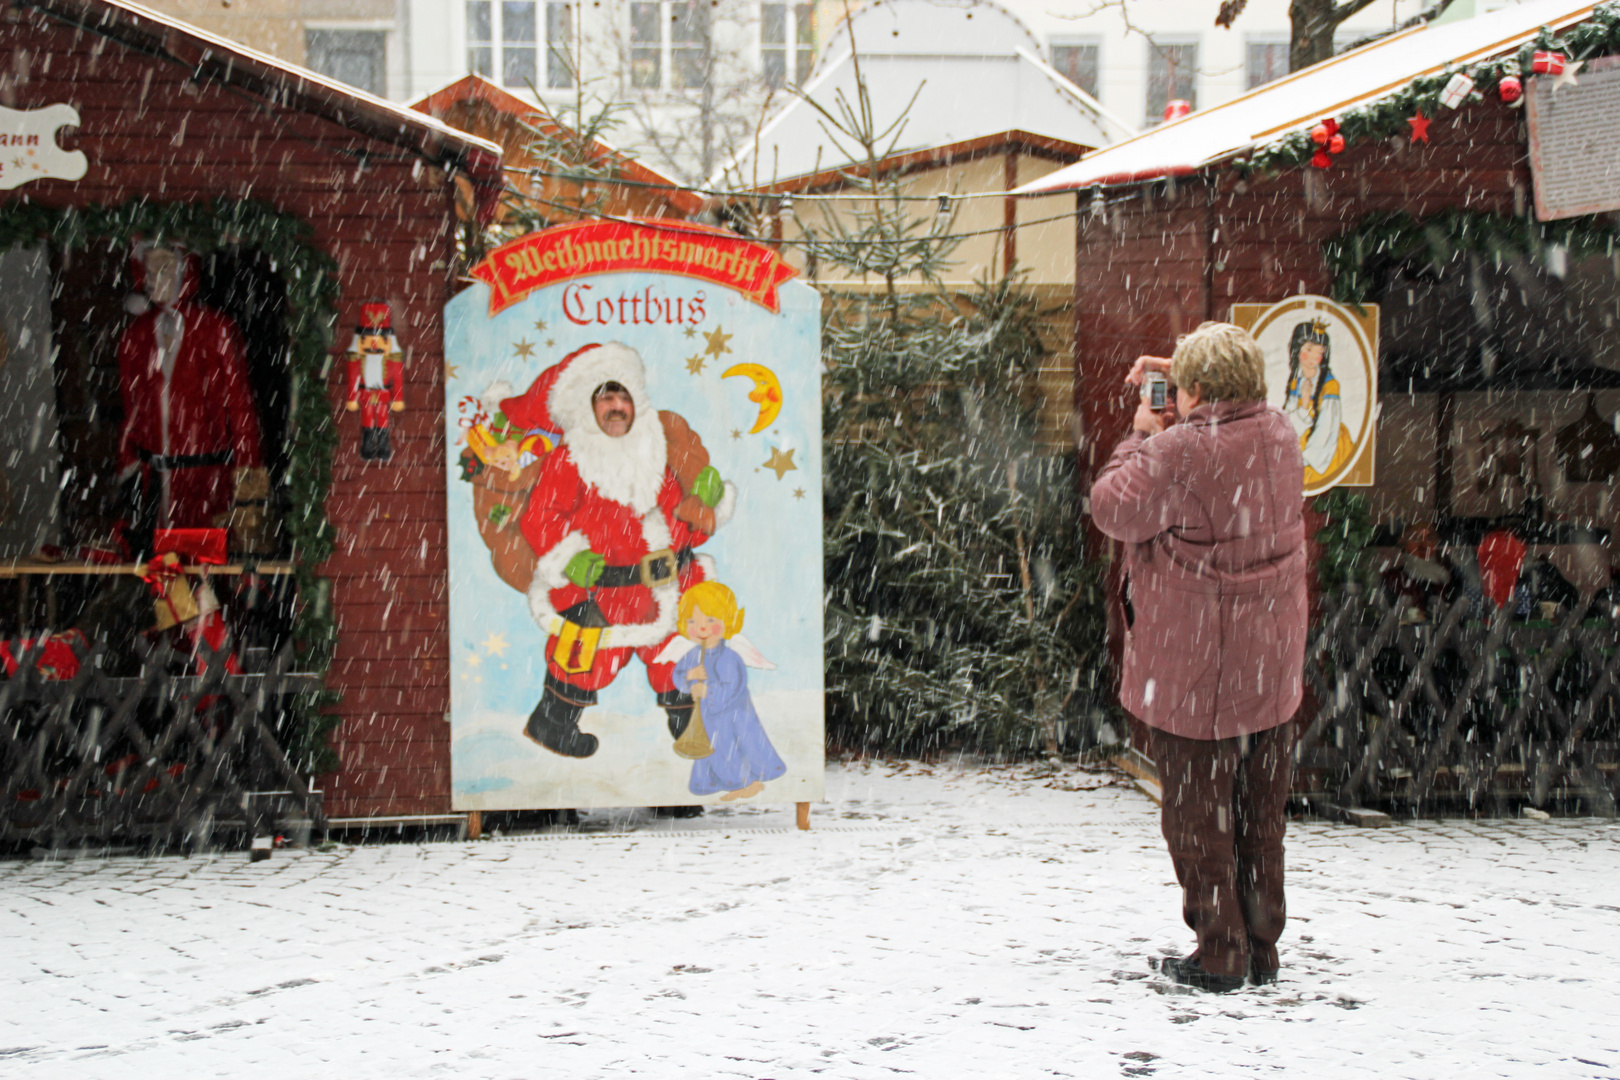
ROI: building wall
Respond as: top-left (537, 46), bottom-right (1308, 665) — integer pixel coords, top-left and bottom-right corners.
top-left (1, 6), bottom-right (463, 819)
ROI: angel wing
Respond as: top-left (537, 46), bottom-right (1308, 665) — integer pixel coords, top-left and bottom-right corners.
top-left (650, 634), bottom-right (777, 670)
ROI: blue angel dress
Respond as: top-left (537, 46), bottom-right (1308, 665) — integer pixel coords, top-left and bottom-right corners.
top-left (673, 640), bottom-right (787, 795)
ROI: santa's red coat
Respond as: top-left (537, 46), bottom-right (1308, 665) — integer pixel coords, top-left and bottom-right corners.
top-left (520, 446), bottom-right (710, 693)
top-left (117, 301), bottom-right (263, 528)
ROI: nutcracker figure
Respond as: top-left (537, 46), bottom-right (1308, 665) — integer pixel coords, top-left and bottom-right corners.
top-left (344, 302), bottom-right (405, 460)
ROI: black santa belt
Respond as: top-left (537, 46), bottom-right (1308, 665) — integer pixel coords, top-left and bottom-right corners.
top-left (137, 448), bottom-right (235, 470)
top-left (594, 547), bottom-right (694, 589)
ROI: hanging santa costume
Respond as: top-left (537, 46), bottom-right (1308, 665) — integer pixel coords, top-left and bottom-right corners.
top-left (503, 343), bottom-right (735, 758)
top-left (117, 242), bottom-right (264, 531)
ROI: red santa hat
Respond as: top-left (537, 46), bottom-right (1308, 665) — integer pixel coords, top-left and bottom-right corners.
top-left (125, 240), bottom-right (202, 314)
top-left (499, 342), bottom-right (647, 435)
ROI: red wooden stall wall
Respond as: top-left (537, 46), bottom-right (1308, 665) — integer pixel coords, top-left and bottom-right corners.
top-left (1072, 102), bottom-right (1530, 750)
top-left (3, 7), bottom-right (459, 818)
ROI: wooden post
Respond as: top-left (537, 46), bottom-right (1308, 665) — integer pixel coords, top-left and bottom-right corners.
top-left (795, 802), bottom-right (810, 831)
top-left (466, 810), bottom-right (481, 840)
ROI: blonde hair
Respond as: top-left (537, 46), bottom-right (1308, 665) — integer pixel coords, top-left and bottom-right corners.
top-left (1169, 322), bottom-right (1268, 404)
top-left (678, 581), bottom-right (745, 637)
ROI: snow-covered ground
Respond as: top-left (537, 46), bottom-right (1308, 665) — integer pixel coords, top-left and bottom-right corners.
top-left (3, 759), bottom-right (1617, 1079)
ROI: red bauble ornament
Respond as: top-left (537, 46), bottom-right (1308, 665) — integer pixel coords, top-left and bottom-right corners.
top-left (1328, 134), bottom-right (1345, 154)
top-left (1499, 75), bottom-right (1523, 103)
top-left (1311, 150), bottom-right (1333, 169)
top-left (1311, 124), bottom-right (1330, 145)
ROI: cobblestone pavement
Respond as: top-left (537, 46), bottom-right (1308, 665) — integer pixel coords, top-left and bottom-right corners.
top-left (2, 760), bottom-right (1617, 1079)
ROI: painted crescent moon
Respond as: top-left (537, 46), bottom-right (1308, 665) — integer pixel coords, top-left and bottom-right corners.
top-left (721, 363), bottom-right (783, 434)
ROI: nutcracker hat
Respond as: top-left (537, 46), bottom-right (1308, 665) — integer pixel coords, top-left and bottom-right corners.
top-left (358, 302), bottom-right (393, 333)
top-left (499, 342), bottom-right (647, 436)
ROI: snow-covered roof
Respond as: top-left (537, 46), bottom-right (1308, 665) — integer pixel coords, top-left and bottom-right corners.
top-left (30, 0), bottom-right (505, 211)
top-left (713, 0), bottom-right (1134, 186)
top-left (1016, 0), bottom-right (1599, 194)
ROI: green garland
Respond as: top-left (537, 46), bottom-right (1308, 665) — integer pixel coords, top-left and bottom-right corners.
top-left (0, 196), bottom-right (342, 773)
top-left (1323, 208), bottom-right (1620, 304)
top-left (1237, 2), bottom-right (1620, 176)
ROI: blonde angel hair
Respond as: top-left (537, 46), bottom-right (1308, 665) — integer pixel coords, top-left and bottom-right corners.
top-left (678, 581), bottom-right (746, 637)
top-left (1169, 321), bottom-right (1268, 404)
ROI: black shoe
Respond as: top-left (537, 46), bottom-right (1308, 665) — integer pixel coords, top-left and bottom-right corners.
top-left (656, 689), bottom-right (695, 739)
top-left (1152, 956), bottom-right (1245, 993)
top-left (522, 691), bottom-right (598, 758)
top-left (1248, 959), bottom-right (1279, 986)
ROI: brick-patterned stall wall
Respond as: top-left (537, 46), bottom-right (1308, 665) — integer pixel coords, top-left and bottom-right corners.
top-left (3, 6), bottom-right (461, 818)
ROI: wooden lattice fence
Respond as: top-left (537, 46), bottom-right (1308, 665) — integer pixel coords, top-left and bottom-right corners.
top-left (1, 637), bottom-right (324, 850)
top-left (1298, 586), bottom-right (1620, 813)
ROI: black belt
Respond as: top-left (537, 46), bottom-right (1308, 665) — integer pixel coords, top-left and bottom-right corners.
top-left (596, 547), bottom-right (693, 589)
top-left (137, 448), bottom-right (234, 470)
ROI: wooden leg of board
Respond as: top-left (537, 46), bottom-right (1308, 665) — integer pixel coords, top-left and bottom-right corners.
top-left (466, 811), bottom-right (482, 841)
top-left (795, 802), bottom-right (810, 831)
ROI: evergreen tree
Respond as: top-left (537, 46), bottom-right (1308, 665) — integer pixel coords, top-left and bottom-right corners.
top-left (798, 48), bottom-right (1113, 757)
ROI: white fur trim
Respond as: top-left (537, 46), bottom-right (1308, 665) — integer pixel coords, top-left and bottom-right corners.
top-left (484, 379), bottom-right (516, 410)
top-left (712, 481), bottom-right (738, 530)
top-left (694, 553), bottom-right (716, 580)
top-left (562, 412), bottom-right (668, 512)
top-left (547, 342), bottom-right (648, 436)
top-left (528, 530), bottom-right (591, 635)
top-left (124, 293), bottom-right (151, 316)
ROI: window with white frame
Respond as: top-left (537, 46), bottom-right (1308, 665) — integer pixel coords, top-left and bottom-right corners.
top-left (466, 1), bottom-right (574, 90)
top-left (1050, 40), bottom-right (1099, 99)
top-left (1145, 39), bottom-right (1197, 125)
top-left (627, 1), bottom-right (713, 92)
top-left (762, 3), bottom-right (814, 89)
top-left (1246, 38), bottom-right (1288, 89)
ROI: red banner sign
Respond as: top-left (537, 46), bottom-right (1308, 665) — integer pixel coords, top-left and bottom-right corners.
top-left (470, 220), bottom-right (798, 316)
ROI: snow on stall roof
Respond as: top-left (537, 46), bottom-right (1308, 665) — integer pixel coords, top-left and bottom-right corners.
top-left (1015, 0), bottom-right (1599, 195)
top-left (31, 0), bottom-right (505, 193)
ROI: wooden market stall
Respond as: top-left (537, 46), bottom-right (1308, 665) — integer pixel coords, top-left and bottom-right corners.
top-left (1019, 0), bottom-right (1620, 813)
top-left (0, 0), bottom-right (503, 847)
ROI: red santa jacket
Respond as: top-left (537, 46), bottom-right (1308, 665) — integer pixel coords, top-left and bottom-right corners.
top-left (520, 445), bottom-right (710, 652)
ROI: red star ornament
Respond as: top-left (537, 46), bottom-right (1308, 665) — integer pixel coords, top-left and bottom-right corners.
top-left (1408, 113), bottom-right (1431, 143)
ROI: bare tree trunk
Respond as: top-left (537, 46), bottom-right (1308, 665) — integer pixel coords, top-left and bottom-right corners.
top-left (1288, 0), bottom-right (1337, 71)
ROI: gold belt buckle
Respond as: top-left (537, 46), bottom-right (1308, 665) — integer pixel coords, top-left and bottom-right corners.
top-left (638, 548), bottom-right (677, 589)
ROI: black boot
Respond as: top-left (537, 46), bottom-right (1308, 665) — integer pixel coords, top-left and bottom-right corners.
top-left (1152, 955), bottom-right (1244, 993)
top-left (657, 688), bottom-right (695, 739)
top-left (523, 688), bottom-right (598, 758)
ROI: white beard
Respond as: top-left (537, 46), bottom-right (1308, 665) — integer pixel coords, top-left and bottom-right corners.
top-left (563, 413), bottom-right (668, 513)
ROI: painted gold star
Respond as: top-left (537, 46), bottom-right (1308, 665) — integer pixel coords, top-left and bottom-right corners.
top-left (513, 339), bottom-right (536, 359)
top-left (683, 325), bottom-right (698, 339)
top-left (703, 325), bottom-right (733, 358)
top-left (685, 354), bottom-right (706, 375)
top-left (533, 318), bottom-right (548, 332)
top-left (466, 652), bottom-right (483, 667)
top-left (762, 446), bottom-right (797, 480)
top-left (730, 428), bottom-right (743, 440)
top-left (546, 339), bottom-right (555, 348)
top-left (444, 362), bottom-right (460, 381)
top-left (482, 631), bottom-right (509, 657)
top-left (792, 487), bottom-right (806, 500)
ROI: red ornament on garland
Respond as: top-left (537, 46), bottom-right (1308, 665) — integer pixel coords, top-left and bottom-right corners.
top-left (1499, 75), bottom-right (1523, 104)
top-left (1408, 113), bottom-right (1431, 143)
top-left (1311, 150), bottom-right (1333, 169)
top-left (1532, 50), bottom-right (1567, 75)
top-left (1328, 134), bottom-right (1345, 154)
top-left (1309, 118), bottom-right (1345, 167)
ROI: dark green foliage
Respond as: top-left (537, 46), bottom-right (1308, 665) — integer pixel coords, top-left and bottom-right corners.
top-left (822, 281), bottom-right (1110, 755)
top-left (1311, 489), bottom-right (1376, 598)
top-left (0, 197), bottom-right (342, 773)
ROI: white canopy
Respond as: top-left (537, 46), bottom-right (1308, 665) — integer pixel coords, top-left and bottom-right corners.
top-left (713, 0), bottom-right (1134, 186)
top-left (1015, 0), bottom-right (1598, 194)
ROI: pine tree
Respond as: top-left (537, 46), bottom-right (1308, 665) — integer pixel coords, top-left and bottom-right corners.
top-left (800, 47), bottom-right (1113, 757)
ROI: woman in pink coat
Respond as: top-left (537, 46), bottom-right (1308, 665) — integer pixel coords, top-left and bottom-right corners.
top-left (1090, 322), bottom-right (1308, 993)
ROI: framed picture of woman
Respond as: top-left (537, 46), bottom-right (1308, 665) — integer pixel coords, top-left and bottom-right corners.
top-left (1232, 296), bottom-right (1378, 496)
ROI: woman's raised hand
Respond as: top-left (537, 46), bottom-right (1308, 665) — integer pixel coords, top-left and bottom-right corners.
top-left (1125, 355), bottom-right (1173, 388)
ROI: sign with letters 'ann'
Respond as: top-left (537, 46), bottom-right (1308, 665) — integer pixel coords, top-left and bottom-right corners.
top-left (444, 220), bottom-right (823, 811)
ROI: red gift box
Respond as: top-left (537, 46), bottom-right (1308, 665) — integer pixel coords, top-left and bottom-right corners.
top-left (152, 528), bottom-right (228, 565)
top-left (1532, 51), bottom-right (1567, 75)
top-left (1, 630), bottom-right (88, 681)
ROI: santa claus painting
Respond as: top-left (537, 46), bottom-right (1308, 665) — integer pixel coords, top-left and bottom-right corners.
top-left (498, 343), bottom-right (735, 758)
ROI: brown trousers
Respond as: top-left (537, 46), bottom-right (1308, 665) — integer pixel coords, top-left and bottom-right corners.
top-left (1149, 722), bottom-right (1297, 978)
